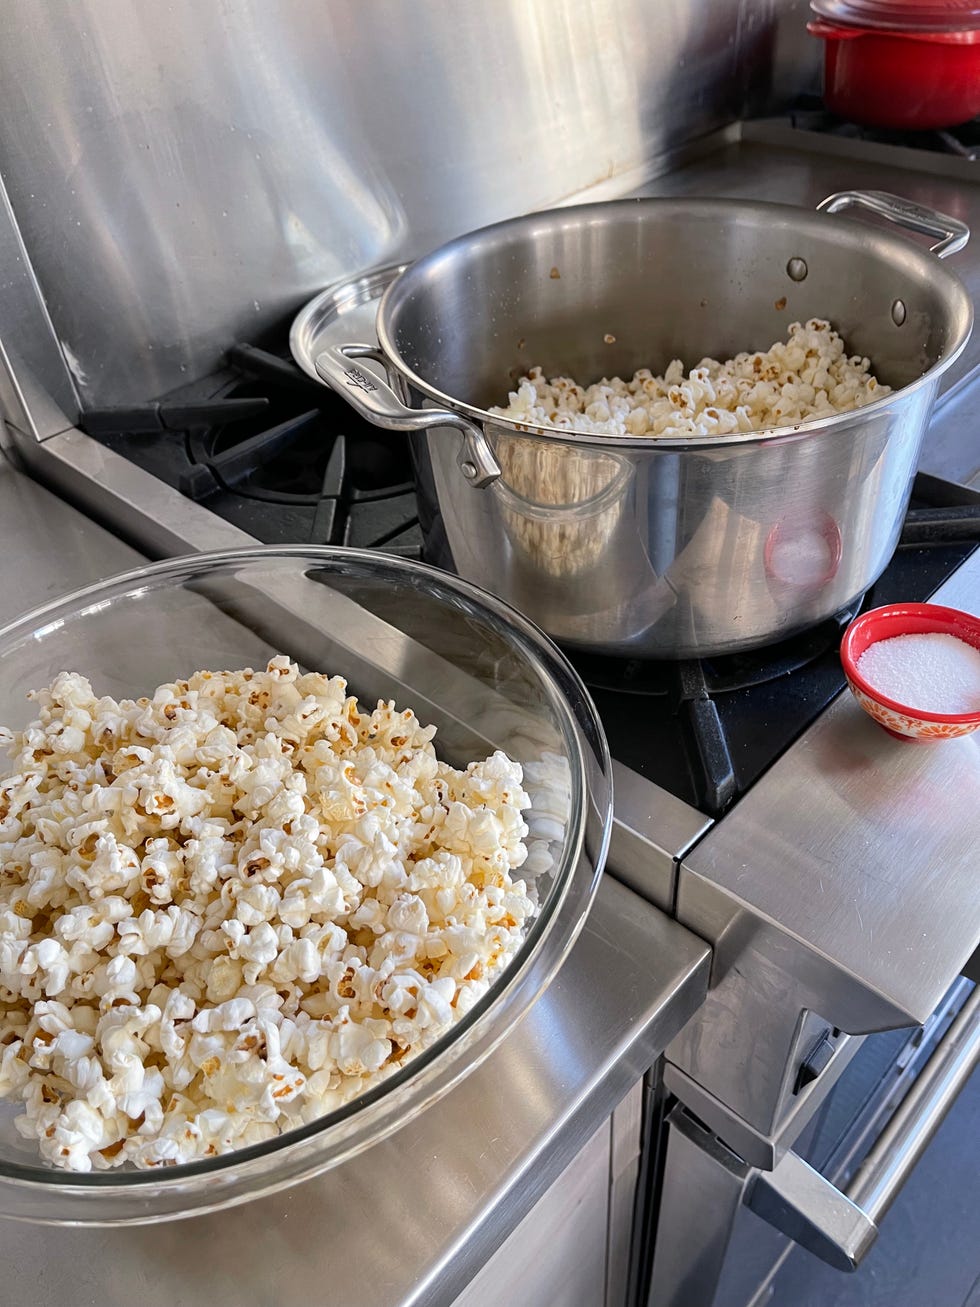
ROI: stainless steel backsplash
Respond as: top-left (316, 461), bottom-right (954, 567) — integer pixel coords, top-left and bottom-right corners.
top-left (0, 0), bottom-right (815, 411)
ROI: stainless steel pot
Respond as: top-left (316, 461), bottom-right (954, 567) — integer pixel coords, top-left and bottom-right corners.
top-left (307, 189), bottom-right (973, 658)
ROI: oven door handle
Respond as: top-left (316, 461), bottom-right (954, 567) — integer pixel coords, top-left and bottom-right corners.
top-left (745, 984), bottom-right (980, 1271)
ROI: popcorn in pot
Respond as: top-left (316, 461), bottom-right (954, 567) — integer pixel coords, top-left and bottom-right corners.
top-left (0, 658), bottom-right (535, 1171)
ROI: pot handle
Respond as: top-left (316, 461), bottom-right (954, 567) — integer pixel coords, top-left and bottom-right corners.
top-left (817, 190), bottom-right (969, 258)
top-left (314, 342), bottom-right (501, 488)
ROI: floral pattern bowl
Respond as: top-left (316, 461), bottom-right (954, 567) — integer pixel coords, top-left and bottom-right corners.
top-left (840, 602), bottom-right (980, 741)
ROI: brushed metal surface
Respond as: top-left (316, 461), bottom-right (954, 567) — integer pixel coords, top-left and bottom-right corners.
top-left (657, 986), bottom-right (979, 1301)
top-left (299, 192), bottom-right (971, 656)
top-left (846, 983), bottom-right (980, 1223)
top-left (607, 1082), bottom-right (646, 1307)
top-left (646, 1108), bottom-right (753, 1307)
top-left (608, 761), bottom-right (712, 912)
top-left (663, 1031), bottom-right (864, 1171)
top-left (670, 544), bottom-right (980, 1137)
top-left (0, 0), bottom-right (765, 408)
top-left (668, 944), bottom-right (837, 1140)
top-left (458, 1085), bottom-right (645, 1307)
top-left (19, 428), bottom-right (261, 556)
top-left (746, 1150), bottom-right (878, 1273)
top-left (453, 1120), bottom-right (611, 1307)
top-left (746, 985), bottom-right (980, 1271)
top-left (0, 170), bottom-right (77, 438)
top-left (0, 448), bottom-right (145, 610)
top-left (919, 375), bottom-right (980, 491)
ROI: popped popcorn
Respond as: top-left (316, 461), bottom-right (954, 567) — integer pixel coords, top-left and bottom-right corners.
top-left (490, 319), bottom-right (890, 439)
top-left (0, 658), bottom-right (535, 1171)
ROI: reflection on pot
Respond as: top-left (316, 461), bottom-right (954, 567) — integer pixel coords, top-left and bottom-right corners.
top-left (490, 429), bottom-right (633, 579)
top-left (764, 511), bottom-right (843, 591)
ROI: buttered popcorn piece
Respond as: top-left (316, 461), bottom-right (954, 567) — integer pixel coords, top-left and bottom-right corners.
top-left (0, 658), bottom-right (536, 1171)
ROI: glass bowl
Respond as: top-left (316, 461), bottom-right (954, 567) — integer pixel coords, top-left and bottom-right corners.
top-left (0, 546), bottom-right (611, 1224)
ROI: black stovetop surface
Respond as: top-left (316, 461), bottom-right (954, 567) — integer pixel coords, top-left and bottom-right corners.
top-left (786, 96), bottom-right (980, 160)
top-left (582, 532), bottom-right (977, 811)
top-left (80, 343), bottom-right (980, 818)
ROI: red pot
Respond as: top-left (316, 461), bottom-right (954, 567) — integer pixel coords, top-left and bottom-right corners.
top-left (808, 18), bottom-right (980, 129)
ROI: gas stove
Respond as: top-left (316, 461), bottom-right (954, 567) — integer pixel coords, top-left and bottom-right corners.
top-left (69, 332), bottom-right (980, 819)
top-left (4, 115), bottom-right (980, 1307)
top-left (7, 115), bottom-right (980, 837)
top-left (80, 344), bottom-right (424, 555)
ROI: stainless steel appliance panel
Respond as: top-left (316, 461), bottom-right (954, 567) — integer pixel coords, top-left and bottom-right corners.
top-left (0, 171), bottom-right (79, 437)
top-left (652, 981), bottom-right (978, 1306)
top-left (0, 0), bottom-right (774, 408)
top-left (669, 544), bottom-right (980, 1138)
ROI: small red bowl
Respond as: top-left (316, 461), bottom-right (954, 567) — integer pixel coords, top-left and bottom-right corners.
top-left (840, 602), bottom-right (980, 741)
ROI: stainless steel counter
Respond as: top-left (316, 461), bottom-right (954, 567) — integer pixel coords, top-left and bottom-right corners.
top-left (0, 445), bottom-right (145, 614)
top-left (0, 448), bottom-right (710, 1304)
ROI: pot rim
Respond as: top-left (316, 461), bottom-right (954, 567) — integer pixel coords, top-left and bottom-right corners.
top-left (808, 18), bottom-right (980, 41)
top-left (375, 196), bottom-right (974, 453)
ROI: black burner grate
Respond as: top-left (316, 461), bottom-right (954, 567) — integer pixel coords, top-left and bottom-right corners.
top-left (79, 344), bottom-right (421, 553)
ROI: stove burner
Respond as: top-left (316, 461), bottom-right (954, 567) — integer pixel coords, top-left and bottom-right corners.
top-left (186, 405), bottom-right (334, 502)
top-left (789, 99), bottom-right (980, 159)
top-left (78, 344), bottom-right (421, 553)
top-left (571, 604), bottom-right (863, 814)
top-left (572, 608), bottom-right (858, 698)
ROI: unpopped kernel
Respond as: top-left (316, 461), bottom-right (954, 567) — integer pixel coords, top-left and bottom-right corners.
top-left (0, 659), bottom-right (533, 1171)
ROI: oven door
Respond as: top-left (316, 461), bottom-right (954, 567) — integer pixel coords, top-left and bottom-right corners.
top-left (641, 977), bottom-right (980, 1307)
